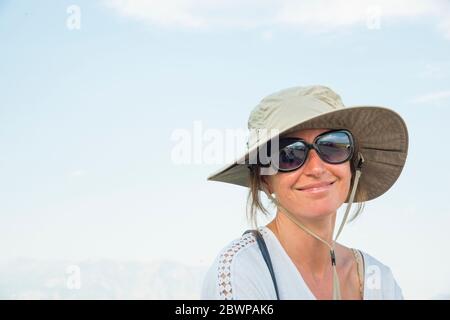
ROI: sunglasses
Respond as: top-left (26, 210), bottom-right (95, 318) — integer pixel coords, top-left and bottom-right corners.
top-left (258, 129), bottom-right (355, 172)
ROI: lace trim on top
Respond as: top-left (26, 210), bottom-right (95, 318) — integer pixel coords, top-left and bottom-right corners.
top-left (217, 232), bottom-right (256, 299)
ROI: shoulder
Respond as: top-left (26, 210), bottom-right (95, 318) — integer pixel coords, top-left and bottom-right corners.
top-left (200, 231), bottom-right (276, 300)
top-left (358, 250), bottom-right (404, 300)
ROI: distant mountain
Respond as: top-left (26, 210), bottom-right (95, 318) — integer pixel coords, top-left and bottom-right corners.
top-left (0, 258), bottom-right (208, 299)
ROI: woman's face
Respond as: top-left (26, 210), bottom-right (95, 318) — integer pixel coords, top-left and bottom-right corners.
top-left (262, 128), bottom-right (352, 220)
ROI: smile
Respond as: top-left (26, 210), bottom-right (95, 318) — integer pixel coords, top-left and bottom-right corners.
top-left (296, 181), bottom-right (336, 193)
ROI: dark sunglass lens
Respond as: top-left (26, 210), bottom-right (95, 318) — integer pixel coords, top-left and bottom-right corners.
top-left (316, 131), bottom-right (352, 163)
top-left (278, 141), bottom-right (307, 171)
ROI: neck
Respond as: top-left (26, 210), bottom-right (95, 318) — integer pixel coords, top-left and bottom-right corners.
top-left (267, 211), bottom-right (337, 277)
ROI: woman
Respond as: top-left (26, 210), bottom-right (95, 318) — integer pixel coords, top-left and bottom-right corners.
top-left (201, 85), bottom-right (408, 300)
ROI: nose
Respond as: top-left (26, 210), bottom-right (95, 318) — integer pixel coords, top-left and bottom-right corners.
top-left (302, 149), bottom-right (326, 177)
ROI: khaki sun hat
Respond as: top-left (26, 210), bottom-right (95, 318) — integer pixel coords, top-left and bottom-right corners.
top-left (207, 85), bottom-right (409, 202)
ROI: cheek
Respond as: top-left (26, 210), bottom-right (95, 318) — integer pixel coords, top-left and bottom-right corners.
top-left (273, 173), bottom-right (298, 192)
top-left (332, 164), bottom-right (352, 199)
top-left (265, 173), bottom-right (295, 197)
top-left (271, 174), bottom-right (307, 206)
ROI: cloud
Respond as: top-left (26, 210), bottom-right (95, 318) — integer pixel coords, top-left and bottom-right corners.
top-left (103, 0), bottom-right (450, 38)
top-left (419, 61), bottom-right (450, 79)
top-left (103, 0), bottom-right (206, 28)
top-left (410, 90), bottom-right (450, 105)
top-left (260, 30), bottom-right (273, 41)
top-left (437, 15), bottom-right (450, 39)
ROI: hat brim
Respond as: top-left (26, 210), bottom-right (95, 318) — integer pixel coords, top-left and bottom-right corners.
top-left (207, 106), bottom-right (409, 202)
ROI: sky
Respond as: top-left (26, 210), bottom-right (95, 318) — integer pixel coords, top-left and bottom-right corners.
top-left (0, 0), bottom-right (450, 299)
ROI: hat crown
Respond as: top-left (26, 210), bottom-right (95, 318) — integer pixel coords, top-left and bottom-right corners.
top-left (248, 85), bottom-right (345, 130)
top-left (246, 85), bottom-right (346, 148)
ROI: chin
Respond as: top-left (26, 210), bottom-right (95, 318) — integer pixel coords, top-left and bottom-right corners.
top-left (296, 203), bottom-right (340, 219)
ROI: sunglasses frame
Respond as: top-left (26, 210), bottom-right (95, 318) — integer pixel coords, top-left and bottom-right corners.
top-left (258, 129), bottom-right (355, 173)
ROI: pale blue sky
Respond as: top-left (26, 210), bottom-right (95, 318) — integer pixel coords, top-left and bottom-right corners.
top-left (1, 0), bottom-right (450, 299)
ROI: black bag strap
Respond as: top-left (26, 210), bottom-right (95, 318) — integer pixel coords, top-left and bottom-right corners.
top-left (243, 229), bottom-right (280, 300)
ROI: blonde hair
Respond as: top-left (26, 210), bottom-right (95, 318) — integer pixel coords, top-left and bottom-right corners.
top-left (246, 152), bottom-right (368, 228)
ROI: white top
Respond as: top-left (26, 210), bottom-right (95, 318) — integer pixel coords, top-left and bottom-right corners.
top-left (201, 226), bottom-right (403, 300)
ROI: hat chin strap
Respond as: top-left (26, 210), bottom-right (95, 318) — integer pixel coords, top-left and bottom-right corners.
top-left (265, 153), bottom-right (364, 300)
